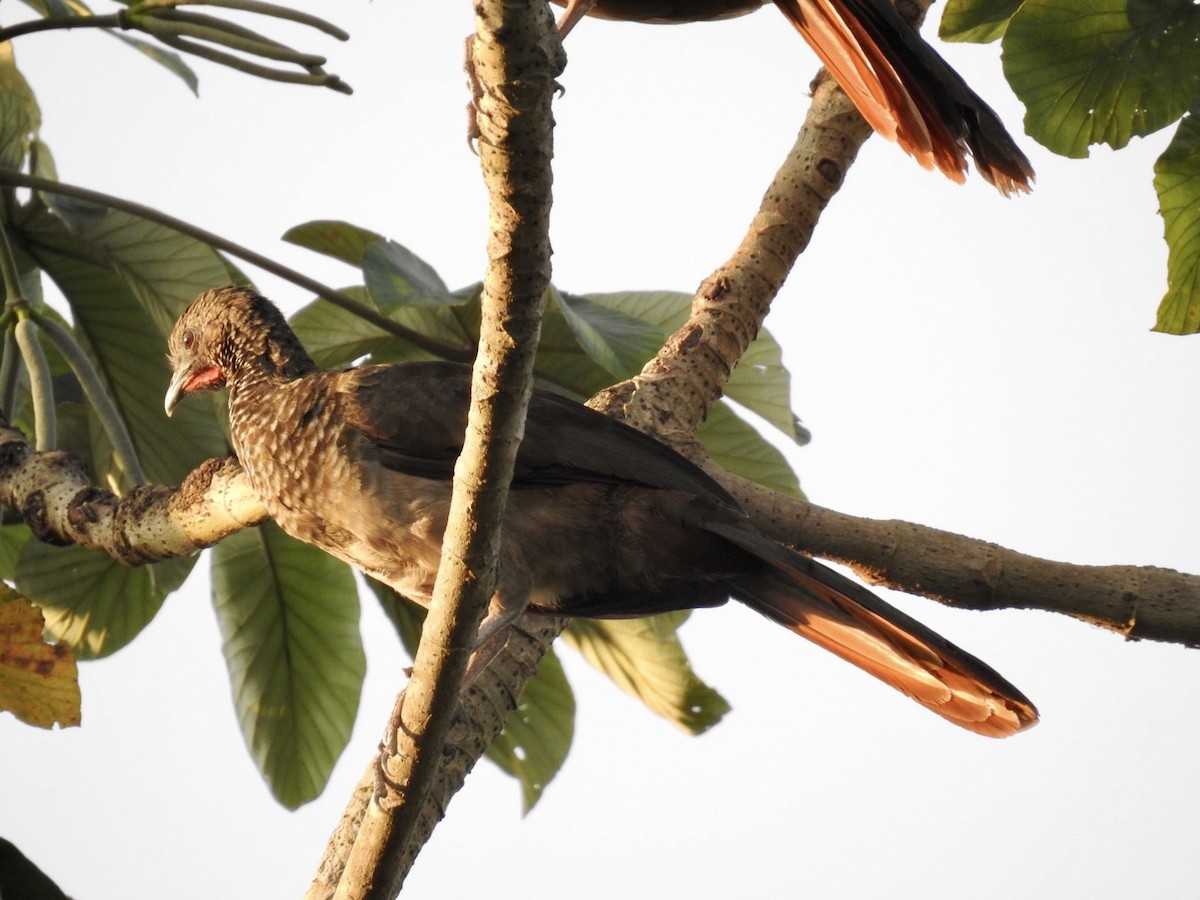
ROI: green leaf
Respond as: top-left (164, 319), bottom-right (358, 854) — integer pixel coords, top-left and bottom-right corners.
top-left (483, 645), bottom-right (575, 813)
top-left (290, 285), bottom-right (480, 370)
top-left (554, 288), bottom-right (664, 380)
top-left (562, 613), bottom-right (730, 734)
top-left (15, 539), bottom-right (173, 659)
top-left (941, 0), bottom-right (1023, 43)
top-left (212, 522), bottom-right (365, 809)
top-left (0, 582), bottom-right (80, 729)
top-left (290, 287), bottom-right (394, 369)
top-left (1003, 0), bottom-right (1200, 156)
top-left (1153, 110), bottom-right (1200, 334)
top-left (578, 289), bottom-right (692, 333)
top-left (0, 44), bottom-right (42, 171)
top-left (574, 291), bottom-right (804, 443)
top-left (698, 402), bottom-right (803, 498)
top-left (726, 328), bottom-right (810, 445)
top-left (283, 219), bottom-right (384, 267)
top-left (107, 32), bottom-right (199, 95)
top-left (363, 239), bottom-right (456, 309)
top-left (530, 294), bottom-right (640, 398)
top-left (14, 194), bottom-right (229, 487)
top-left (0, 524), bottom-right (32, 580)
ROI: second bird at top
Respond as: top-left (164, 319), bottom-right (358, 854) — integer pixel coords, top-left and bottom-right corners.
top-left (552, 0), bottom-right (1035, 194)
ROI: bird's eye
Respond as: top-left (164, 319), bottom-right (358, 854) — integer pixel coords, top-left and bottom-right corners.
top-left (181, 329), bottom-right (195, 350)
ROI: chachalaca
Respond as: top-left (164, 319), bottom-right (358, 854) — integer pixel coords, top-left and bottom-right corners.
top-left (550, 0), bottom-right (1034, 194)
top-left (165, 285), bottom-right (1037, 737)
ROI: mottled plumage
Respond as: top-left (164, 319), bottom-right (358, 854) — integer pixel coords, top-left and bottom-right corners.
top-left (166, 286), bottom-right (1037, 737)
top-left (552, 0), bottom-right (1034, 194)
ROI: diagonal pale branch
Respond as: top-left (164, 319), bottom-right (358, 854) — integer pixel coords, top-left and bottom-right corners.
top-left (590, 0), bottom-right (936, 434)
top-left (315, 1), bottom-right (564, 897)
top-left (591, 73), bottom-right (872, 435)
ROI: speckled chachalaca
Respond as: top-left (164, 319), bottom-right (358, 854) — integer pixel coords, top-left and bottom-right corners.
top-left (165, 286), bottom-right (1037, 736)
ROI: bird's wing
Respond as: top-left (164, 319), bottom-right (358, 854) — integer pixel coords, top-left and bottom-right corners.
top-left (338, 362), bottom-right (474, 480)
top-left (340, 361), bottom-right (737, 502)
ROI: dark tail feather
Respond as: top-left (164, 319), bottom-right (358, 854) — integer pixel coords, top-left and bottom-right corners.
top-left (710, 521), bottom-right (1038, 737)
top-left (773, 0), bottom-right (1035, 194)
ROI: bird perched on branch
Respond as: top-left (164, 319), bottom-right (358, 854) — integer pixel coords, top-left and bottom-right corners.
top-left (165, 285), bottom-right (1037, 737)
top-left (550, 0), bottom-right (1034, 194)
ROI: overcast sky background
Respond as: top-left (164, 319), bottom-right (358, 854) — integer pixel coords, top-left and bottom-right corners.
top-left (2, 2), bottom-right (1198, 898)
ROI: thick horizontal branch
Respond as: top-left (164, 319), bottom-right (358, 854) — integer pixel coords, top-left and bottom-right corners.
top-left (717, 464), bottom-right (1200, 647)
top-left (6, 415), bottom-right (1192, 649)
top-left (0, 424), bottom-right (264, 562)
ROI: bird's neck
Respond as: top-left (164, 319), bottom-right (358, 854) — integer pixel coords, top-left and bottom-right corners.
top-left (226, 331), bottom-right (320, 393)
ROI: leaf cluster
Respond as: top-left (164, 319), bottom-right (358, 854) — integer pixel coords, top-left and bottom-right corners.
top-left (941, 0), bottom-right (1200, 331)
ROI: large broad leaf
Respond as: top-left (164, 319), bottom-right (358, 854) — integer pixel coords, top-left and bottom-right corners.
top-left (484, 645), bottom-right (574, 814)
top-left (14, 194), bottom-right (229, 487)
top-left (212, 522), bottom-right (365, 809)
top-left (366, 579), bottom-right (576, 812)
top-left (363, 239), bottom-right (457, 309)
top-left (727, 326), bottom-right (810, 446)
top-left (1153, 110), bottom-right (1200, 334)
top-left (293, 227), bottom-right (805, 452)
top-left (1002, 0), bottom-right (1200, 156)
top-left (283, 219), bottom-right (384, 267)
top-left (941, 0), bottom-right (1023, 43)
top-left (15, 539), bottom-right (175, 659)
top-left (554, 288), bottom-right (664, 380)
top-left (0, 44), bottom-right (41, 170)
top-left (289, 287), bottom-right (397, 369)
top-left (698, 402), bottom-right (802, 498)
top-left (574, 290), bottom-right (804, 443)
top-left (562, 613), bottom-right (730, 734)
top-left (0, 524), bottom-right (32, 579)
top-left (0, 582), bottom-right (80, 728)
top-left (290, 285), bottom-right (480, 370)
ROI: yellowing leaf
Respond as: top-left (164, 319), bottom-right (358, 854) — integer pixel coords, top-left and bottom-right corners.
top-left (0, 584), bottom-right (80, 729)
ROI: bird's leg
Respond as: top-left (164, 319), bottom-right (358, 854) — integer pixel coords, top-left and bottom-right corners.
top-left (466, 1), bottom-right (574, 147)
top-left (374, 585), bottom-right (530, 800)
top-left (555, 0), bottom-right (598, 38)
top-left (460, 591), bottom-right (530, 688)
top-left (464, 35), bottom-right (483, 150)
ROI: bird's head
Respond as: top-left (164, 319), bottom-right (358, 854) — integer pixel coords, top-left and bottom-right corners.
top-left (164, 285), bottom-right (315, 417)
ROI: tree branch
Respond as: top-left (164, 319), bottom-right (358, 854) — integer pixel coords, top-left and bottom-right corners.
top-left (317, 1), bottom-right (563, 896)
top-left (591, 71), bottom-right (871, 433)
top-left (724, 474), bottom-right (1200, 646)
top-left (0, 422), bottom-right (265, 560)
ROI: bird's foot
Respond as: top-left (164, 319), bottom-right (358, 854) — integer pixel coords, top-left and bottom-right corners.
top-left (463, 35), bottom-right (483, 153)
top-left (373, 688), bottom-right (408, 803)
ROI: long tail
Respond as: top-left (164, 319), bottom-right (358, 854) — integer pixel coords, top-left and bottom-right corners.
top-left (773, 0), bottom-right (1035, 194)
top-left (709, 520), bottom-right (1038, 737)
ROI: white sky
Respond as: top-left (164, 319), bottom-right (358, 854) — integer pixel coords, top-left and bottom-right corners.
top-left (3, 2), bottom-right (1198, 898)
